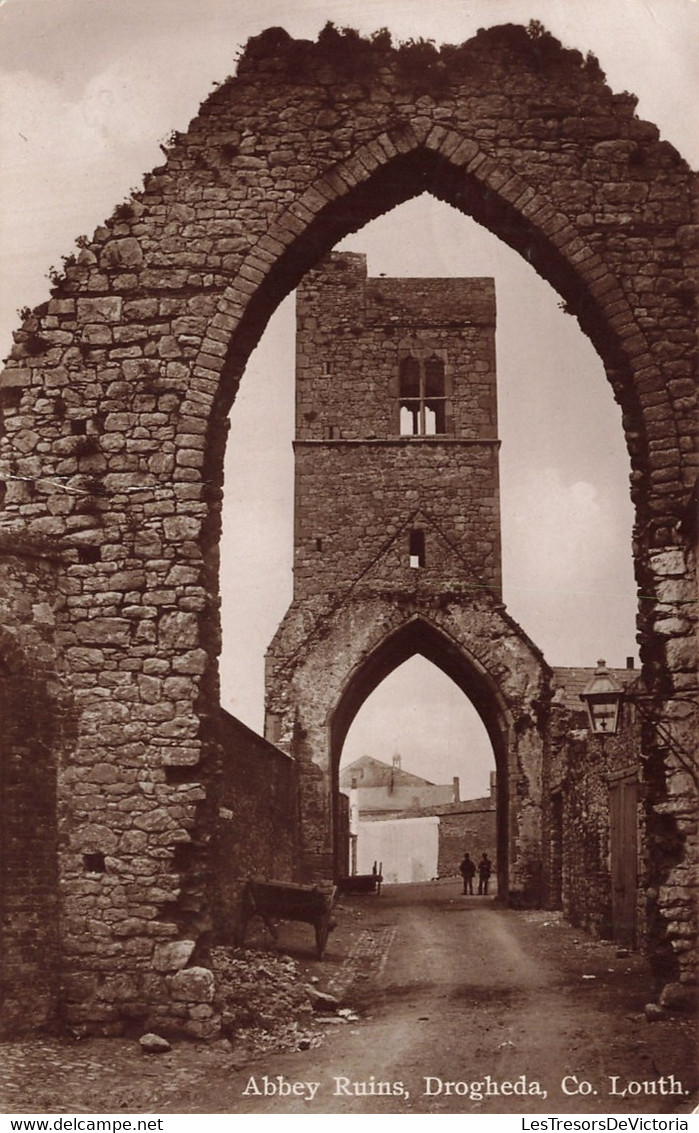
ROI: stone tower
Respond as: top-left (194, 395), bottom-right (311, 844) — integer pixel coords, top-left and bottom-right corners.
top-left (264, 251), bottom-right (552, 884)
top-left (290, 251), bottom-right (502, 605)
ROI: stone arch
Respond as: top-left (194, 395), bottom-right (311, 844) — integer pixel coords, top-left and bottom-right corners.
top-left (328, 615), bottom-right (517, 897)
top-left (195, 127), bottom-right (683, 522)
top-left (266, 592), bottom-right (550, 897)
top-left (0, 22), bottom-right (694, 1028)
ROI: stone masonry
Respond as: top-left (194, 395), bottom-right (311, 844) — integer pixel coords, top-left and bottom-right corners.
top-left (0, 23), bottom-right (695, 1033)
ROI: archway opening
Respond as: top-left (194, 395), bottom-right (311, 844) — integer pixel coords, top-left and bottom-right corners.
top-left (220, 191), bottom-right (636, 732)
top-left (214, 138), bottom-right (645, 900)
top-left (338, 655), bottom-right (497, 887)
top-left (326, 616), bottom-right (514, 892)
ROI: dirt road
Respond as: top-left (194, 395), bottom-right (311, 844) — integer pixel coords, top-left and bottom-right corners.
top-left (1, 880), bottom-right (696, 1115)
top-left (228, 881), bottom-right (697, 1114)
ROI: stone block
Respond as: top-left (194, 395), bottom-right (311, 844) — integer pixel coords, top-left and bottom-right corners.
top-left (76, 618), bottom-right (131, 647)
top-left (77, 297), bottom-right (123, 323)
top-left (649, 548), bottom-right (687, 577)
top-left (82, 323), bottom-right (113, 345)
top-left (659, 982), bottom-right (697, 1011)
top-left (665, 636), bottom-right (696, 671)
top-left (71, 824), bottom-right (119, 855)
top-left (0, 367), bottom-right (32, 388)
top-left (133, 808), bottom-right (175, 834)
top-left (172, 650), bottom-right (208, 675)
top-left (159, 611), bottom-right (199, 648)
top-left (183, 1015), bottom-right (221, 1040)
top-left (87, 764), bottom-right (120, 785)
top-left (163, 516), bottom-right (201, 542)
top-left (169, 966), bottom-right (214, 1003)
top-left (153, 939), bottom-right (196, 973)
top-left (100, 238), bottom-right (144, 270)
top-left (119, 831), bottom-right (148, 854)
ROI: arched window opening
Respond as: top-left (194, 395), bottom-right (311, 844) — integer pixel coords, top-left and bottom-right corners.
top-left (399, 354), bottom-right (447, 436)
top-left (399, 356), bottom-right (421, 435)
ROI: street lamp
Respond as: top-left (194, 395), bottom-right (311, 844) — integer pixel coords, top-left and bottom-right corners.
top-left (577, 662), bottom-right (698, 783)
top-left (579, 659), bottom-right (624, 735)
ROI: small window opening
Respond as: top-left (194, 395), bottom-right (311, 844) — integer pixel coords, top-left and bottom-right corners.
top-left (315, 537), bottom-right (323, 552)
top-left (83, 852), bottom-right (106, 873)
top-left (77, 545), bottom-right (101, 564)
top-left (0, 388), bottom-right (22, 411)
top-left (70, 419), bottom-right (88, 435)
top-left (409, 528), bottom-right (425, 568)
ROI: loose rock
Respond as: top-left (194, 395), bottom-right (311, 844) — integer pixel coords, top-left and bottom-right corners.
top-left (305, 985), bottom-right (341, 1012)
top-left (139, 1033), bottom-right (172, 1054)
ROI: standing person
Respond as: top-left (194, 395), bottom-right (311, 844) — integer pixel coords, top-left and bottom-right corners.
top-left (459, 852), bottom-right (475, 895)
top-left (477, 852), bottom-right (492, 895)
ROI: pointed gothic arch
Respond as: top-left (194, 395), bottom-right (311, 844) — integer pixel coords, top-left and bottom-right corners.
top-left (0, 22), bottom-right (694, 1031)
top-left (267, 576), bottom-right (550, 894)
top-left (329, 615), bottom-right (515, 896)
top-left (196, 128), bottom-right (684, 515)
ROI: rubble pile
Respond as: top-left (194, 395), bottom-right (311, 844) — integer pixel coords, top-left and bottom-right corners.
top-left (210, 947), bottom-right (324, 1056)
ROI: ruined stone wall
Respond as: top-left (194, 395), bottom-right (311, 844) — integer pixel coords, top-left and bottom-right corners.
top-left (437, 800), bottom-right (497, 880)
top-left (215, 710), bottom-right (300, 940)
top-left (550, 729), bottom-right (616, 939)
top-left (545, 675), bottom-right (647, 949)
top-left (0, 22), bottom-right (694, 1031)
top-left (642, 544), bottom-right (697, 999)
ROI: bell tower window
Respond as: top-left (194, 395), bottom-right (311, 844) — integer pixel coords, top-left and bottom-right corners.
top-left (399, 354), bottom-right (447, 435)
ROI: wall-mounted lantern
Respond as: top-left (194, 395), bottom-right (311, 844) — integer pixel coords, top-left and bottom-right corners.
top-left (579, 659), bottom-right (624, 735)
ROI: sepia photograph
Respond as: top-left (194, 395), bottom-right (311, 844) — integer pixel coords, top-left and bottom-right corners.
top-left (0, 0), bottom-right (696, 1119)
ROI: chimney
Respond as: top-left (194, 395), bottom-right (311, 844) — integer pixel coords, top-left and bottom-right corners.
top-left (392, 754), bottom-right (401, 769)
top-left (626, 657), bottom-right (635, 670)
top-left (452, 776), bottom-right (460, 803)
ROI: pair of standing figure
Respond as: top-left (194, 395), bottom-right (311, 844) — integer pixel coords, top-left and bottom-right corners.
top-left (459, 851), bottom-right (492, 895)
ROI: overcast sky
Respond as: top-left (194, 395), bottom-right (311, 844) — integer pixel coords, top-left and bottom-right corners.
top-left (1, 0), bottom-right (696, 796)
